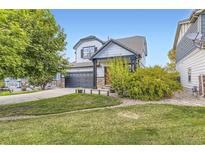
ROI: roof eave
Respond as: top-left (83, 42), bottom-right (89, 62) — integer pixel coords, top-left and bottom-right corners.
top-left (73, 36), bottom-right (104, 50)
top-left (173, 23), bottom-right (180, 50)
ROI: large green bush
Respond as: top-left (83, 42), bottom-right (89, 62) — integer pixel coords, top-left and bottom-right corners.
top-left (108, 59), bottom-right (181, 101)
top-left (108, 58), bottom-right (130, 96)
top-left (0, 80), bottom-right (5, 88)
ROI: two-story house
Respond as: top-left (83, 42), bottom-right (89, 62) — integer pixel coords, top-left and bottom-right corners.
top-left (65, 35), bottom-right (147, 89)
top-left (173, 9), bottom-right (205, 96)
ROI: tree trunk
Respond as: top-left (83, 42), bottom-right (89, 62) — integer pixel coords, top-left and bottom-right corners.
top-left (41, 83), bottom-right (47, 90)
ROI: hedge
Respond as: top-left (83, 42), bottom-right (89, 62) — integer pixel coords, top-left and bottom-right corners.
top-left (108, 58), bottom-right (182, 101)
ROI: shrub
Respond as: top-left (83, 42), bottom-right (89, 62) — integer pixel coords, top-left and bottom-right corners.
top-left (0, 80), bottom-right (5, 88)
top-left (108, 58), bottom-right (130, 96)
top-left (108, 59), bottom-right (182, 101)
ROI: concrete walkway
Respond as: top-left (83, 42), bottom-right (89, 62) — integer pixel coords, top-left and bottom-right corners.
top-left (0, 88), bottom-right (75, 105)
top-left (1, 87), bottom-right (205, 107)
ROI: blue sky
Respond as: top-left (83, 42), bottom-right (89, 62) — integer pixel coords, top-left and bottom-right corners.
top-left (52, 9), bottom-right (192, 66)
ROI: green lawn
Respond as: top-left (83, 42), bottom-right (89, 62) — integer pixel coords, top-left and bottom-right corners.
top-left (0, 93), bottom-right (121, 117)
top-left (0, 102), bottom-right (205, 144)
top-left (0, 90), bottom-right (41, 96)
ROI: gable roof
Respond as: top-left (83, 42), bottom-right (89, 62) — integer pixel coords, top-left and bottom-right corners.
top-left (73, 35), bottom-right (104, 50)
top-left (173, 9), bottom-right (205, 50)
top-left (116, 36), bottom-right (147, 56)
top-left (90, 35), bottom-right (147, 59)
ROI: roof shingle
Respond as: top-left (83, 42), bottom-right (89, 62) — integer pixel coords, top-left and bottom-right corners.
top-left (116, 36), bottom-right (147, 56)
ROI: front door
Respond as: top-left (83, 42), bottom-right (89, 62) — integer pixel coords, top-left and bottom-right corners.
top-left (104, 67), bottom-right (111, 85)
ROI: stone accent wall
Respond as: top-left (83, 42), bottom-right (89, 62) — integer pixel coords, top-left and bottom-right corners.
top-left (60, 77), bottom-right (65, 88)
top-left (97, 77), bottom-right (105, 89)
top-left (52, 77), bottom-right (65, 88)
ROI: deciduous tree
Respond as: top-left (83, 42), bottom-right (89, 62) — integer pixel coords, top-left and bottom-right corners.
top-left (0, 10), bottom-right (69, 89)
top-left (0, 10), bottom-right (29, 79)
top-left (166, 48), bottom-right (176, 72)
top-left (21, 10), bottom-right (68, 89)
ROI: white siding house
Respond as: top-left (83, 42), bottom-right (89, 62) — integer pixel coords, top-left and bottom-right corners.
top-left (66, 35), bottom-right (148, 88)
top-left (176, 48), bottom-right (205, 90)
top-left (75, 40), bottom-right (103, 63)
top-left (4, 78), bottom-right (22, 88)
top-left (174, 9), bottom-right (205, 95)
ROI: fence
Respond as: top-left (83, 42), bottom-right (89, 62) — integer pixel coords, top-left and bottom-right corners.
top-left (75, 89), bottom-right (110, 96)
top-left (199, 75), bottom-right (205, 97)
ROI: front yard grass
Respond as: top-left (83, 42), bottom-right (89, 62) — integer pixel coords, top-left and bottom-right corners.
top-left (0, 93), bottom-right (121, 117)
top-left (0, 90), bottom-right (41, 96)
top-left (0, 103), bottom-right (205, 144)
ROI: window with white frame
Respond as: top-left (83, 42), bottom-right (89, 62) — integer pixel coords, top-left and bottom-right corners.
top-left (81, 46), bottom-right (96, 59)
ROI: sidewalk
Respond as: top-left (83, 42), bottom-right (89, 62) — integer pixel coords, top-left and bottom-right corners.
top-left (0, 88), bottom-right (75, 105)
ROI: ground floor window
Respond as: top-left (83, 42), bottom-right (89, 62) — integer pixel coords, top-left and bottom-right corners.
top-left (188, 68), bottom-right (192, 82)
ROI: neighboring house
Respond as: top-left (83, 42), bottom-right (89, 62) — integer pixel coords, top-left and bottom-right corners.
top-left (3, 73), bottom-right (64, 89)
top-left (4, 78), bottom-right (22, 89)
top-left (65, 35), bottom-right (147, 88)
top-left (173, 9), bottom-right (205, 95)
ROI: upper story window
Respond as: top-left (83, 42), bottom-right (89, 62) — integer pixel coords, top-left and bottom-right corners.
top-left (81, 46), bottom-right (97, 59)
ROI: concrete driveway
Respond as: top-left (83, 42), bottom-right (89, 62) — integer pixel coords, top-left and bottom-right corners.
top-left (0, 88), bottom-right (75, 105)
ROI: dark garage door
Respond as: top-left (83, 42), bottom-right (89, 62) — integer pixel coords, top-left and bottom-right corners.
top-left (65, 72), bottom-right (94, 88)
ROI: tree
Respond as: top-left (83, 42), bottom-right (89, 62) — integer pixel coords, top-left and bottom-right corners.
top-left (0, 80), bottom-right (5, 87)
top-left (166, 48), bottom-right (176, 72)
top-left (28, 56), bottom-right (69, 90)
top-left (0, 10), bottom-right (29, 79)
top-left (20, 10), bottom-right (69, 89)
top-left (0, 10), bottom-right (69, 89)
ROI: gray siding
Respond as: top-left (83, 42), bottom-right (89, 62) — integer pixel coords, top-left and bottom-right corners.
top-left (201, 13), bottom-right (205, 40)
top-left (176, 19), bottom-right (198, 62)
top-left (93, 42), bottom-right (134, 59)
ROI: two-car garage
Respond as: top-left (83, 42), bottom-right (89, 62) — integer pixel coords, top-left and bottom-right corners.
top-left (65, 71), bottom-right (94, 88)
